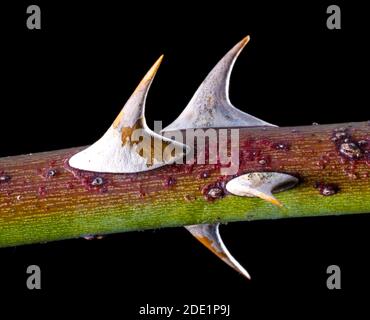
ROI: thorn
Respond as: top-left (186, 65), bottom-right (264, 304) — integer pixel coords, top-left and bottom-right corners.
top-left (186, 223), bottom-right (251, 280)
top-left (225, 172), bottom-right (298, 207)
top-left (69, 55), bottom-right (187, 173)
top-left (162, 36), bottom-right (275, 132)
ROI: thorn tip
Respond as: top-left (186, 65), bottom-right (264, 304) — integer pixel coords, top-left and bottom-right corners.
top-left (240, 35), bottom-right (251, 47)
top-left (139, 54), bottom-right (164, 86)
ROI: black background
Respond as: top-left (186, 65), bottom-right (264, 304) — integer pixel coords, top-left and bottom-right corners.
top-left (1, 0), bottom-right (369, 317)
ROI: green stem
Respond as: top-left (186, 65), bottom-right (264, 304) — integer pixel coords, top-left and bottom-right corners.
top-left (0, 122), bottom-right (369, 247)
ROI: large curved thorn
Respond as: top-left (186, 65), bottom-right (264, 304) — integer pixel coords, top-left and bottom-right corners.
top-left (186, 223), bottom-right (251, 280)
top-left (162, 36), bottom-right (275, 132)
top-left (69, 56), bottom-right (187, 173)
top-left (226, 172), bottom-right (299, 207)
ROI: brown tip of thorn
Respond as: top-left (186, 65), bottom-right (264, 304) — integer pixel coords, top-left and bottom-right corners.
top-left (241, 35), bottom-right (250, 45)
top-left (259, 192), bottom-right (284, 207)
top-left (112, 55), bottom-right (164, 129)
top-left (232, 35), bottom-right (251, 57)
top-left (269, 197), bottom-right (284, 207)
top-left (142, 54), bottom-right (164, 83)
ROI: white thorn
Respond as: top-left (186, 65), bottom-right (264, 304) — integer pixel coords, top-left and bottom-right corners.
top-left (163, 36), bottom-right (275, 132)
top-left (69, 56), bottom-right (187, 173)
top-left (186, 223), bottom-right (251, 280)
top-left (226, 172), bottom-right (299, 207)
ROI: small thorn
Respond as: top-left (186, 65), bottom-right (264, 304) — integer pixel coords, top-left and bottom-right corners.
top-left (225, 172), bottom-right (298, 207)
top-left (186, 223), bottom-right (251, 280)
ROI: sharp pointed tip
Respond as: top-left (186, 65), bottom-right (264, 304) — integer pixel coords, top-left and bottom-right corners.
top-left (241, 35), bottom-right (251, 46)
top-left (265, 195), bottom-right (284, 207)
top-left (112, 55), bottom-right (164, 129)
top-left (242, 269), bottom-right (252, 280)
top-left (231, 257), bottom-right (251, 280)
top-left (156, 54), bottom-right (165, 67)
top-left (247, 190), bottom-right (284, 207)
top-left (142, 54), bottom-right (164, 83)
top-left (234, 35), bottom-right (251, 53)
top-left (258, 191), bottom-right (284, 207)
